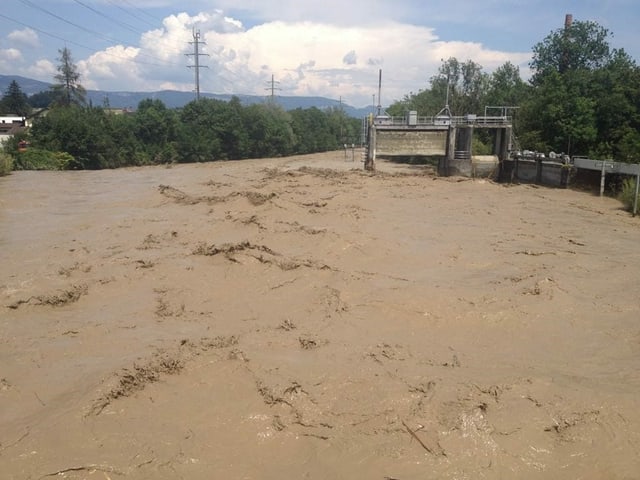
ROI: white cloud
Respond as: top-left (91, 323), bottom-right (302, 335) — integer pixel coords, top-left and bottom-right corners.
top-left (0, 48), bottom-right (23, 62)
top-left (0, 48), bottom-right (24, 75)
top-left (25, 59), bottom-right (55, 79)
top-left (8, 28), bottom-right (40, 48)
top-left (32, 7), bottom-right (531, 107)
top-left (79, 45), bottom-right (143, 90)
top-left (193, 19), bottom-right (529, 106)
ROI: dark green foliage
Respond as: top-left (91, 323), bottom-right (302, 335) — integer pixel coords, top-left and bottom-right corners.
top-left (28, 90), bottom-right (55, 109)
top-left (619, 177), bottom-right (639, 212)
top-left (2, 130), bottom-right (29, 156)
top-left (0, 80), bottom-right (31, 116)
top-left (290, 106), bottom-right (361, 154)
top-left (23, 94), bottom-right (358, 170)
top-left (290, 107), bottom-right (333, 154)
top-left (521, 20), bottom-right (640, 158)
top-left (242, 103), bottom-right (295, 158)
top-left (0, 152), bottom-right (13, 175)
top-left (530, 21), bottom-right (612, 84)
top-left (29, 106), bottom-right (138, 169)
top-left (135, 99), bottom-right (180, 163)
top-left (13, 149), bottom-right (71, 170)
top-left (389, 58), bottom-right (491, 118)
top-left (178, 98), bottom-right (225, 162)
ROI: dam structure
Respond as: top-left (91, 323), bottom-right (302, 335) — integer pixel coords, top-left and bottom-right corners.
top-left (364, 111), bottom-right (512, 178)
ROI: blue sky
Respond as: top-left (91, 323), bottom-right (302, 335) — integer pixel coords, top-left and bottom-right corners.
top-left (1, 1), bottom-right (638, 107)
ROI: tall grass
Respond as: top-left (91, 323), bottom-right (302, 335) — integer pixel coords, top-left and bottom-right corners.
top-left (0, 152), bottom-right (13, 176)
top-left (13, 149), bottom-right (74, 170)
top-left (619, 177), bottom-right (639, 212)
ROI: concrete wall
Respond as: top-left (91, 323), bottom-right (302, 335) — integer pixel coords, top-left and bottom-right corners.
top-left (375, 130), bottom-right (447, 157)
top-left (472, 155), bottom-right (499, 178)
top-left (500, 159), bottom-right (569, 187)
top-left (448, 158), bottom-right (471, 177)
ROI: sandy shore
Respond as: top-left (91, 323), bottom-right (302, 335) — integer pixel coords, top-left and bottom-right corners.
top-left (1, 151), bottom-right (639, 479)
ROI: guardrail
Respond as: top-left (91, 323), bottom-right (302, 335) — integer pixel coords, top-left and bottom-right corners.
top-left (373, 115), bottom-right (512, 127)
top-left (572, 158), bottom-right (640, 215)
top-left (573, 157), bottom-right (640, 176)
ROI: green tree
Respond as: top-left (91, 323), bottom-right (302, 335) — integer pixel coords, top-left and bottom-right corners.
top-left (530, 20), bottom-right (612, 85)
top-left (432, 58), bottom-right (489, 115)
top-left (388, 58), bottom-right (490, 117)
top-left (0, 80), bottom-right (31, 116)
top-left (222, 96), bottom-right (250, 159)
top-left (485, 62), bottom-right (528, 111)
top-left (134, 99), bottom-right (179, 163)
top-left (51, 47), bottom-right (86, 107)
top-left (590, 50), bottom-right (640, 161)
top-left (521, 19), bottom-right (638, 158)
top-left (29, 105), bottom-right (138, 169)
top-left (290, 107), bottom-right (333, 154)
top-left (243, 103), bottom-right (295, 158)
top-left (28, 90), bottom-right (55, 109)
top-left (178, 99), bottom-right (224, 162)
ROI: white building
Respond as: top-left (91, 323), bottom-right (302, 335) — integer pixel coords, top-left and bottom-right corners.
top-left (0, 116), bottom-right (26, 146)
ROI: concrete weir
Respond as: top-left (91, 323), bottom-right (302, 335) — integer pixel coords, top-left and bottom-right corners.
top-left (365, 113), bottom-right (512, 178)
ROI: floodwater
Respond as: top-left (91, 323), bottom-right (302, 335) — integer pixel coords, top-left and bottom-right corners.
top-left (1, 152), bottom-right (639, 479)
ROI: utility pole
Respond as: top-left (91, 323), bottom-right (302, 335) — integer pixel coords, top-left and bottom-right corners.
top-left (339, 96), bottom-right (344, 143)
top-left (265, 74), bottom-right (281, 103)
top-left (186, 29), bottom-right (209, 101)
top-left (377, 69), bottom-right (382, 116)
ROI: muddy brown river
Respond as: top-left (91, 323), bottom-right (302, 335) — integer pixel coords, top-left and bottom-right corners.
top-left (1, 152), bottom-right (639, 479)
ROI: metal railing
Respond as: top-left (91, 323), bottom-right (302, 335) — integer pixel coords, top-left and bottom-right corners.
top-left (373, 115), bottom-right (512, 127)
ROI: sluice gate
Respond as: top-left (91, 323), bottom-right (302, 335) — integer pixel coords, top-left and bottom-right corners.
top-left (365, 113), bottom-right (512, 178)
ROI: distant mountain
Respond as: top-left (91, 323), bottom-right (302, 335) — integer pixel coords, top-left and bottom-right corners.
top-left (0, 75), bottom-right (51, 96)
top-left (0, 74), bottom-right (372, 118)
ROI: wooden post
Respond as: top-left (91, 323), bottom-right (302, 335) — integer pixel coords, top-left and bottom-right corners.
top-left (600, 160), bottom-right (606, 197)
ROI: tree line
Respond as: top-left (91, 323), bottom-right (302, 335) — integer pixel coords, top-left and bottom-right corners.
top-left (1, 49), bottom-right (361, 170)
top-left (7, 96), bottom-right (360, 170)
top-left (387, 20), bottom-right (640, 162)
top-left (2, 18), bottom-right (640, 170)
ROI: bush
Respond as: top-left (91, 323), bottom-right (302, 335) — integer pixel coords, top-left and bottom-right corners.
top-left (13, 148), bottom-right (75, 170)
top-left (51, 151), bottom-right (79, 169)
top-left (0, 152), bottom-right (13, 176)
top-left (619, 177), bottom-right (640, 212)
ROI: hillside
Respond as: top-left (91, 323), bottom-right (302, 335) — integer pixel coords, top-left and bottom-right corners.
top-left (0, 74), bottom-right (372, 117)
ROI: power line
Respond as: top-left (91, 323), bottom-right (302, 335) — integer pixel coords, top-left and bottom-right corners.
top-left (105, 0), bottom-right (159, 29)
top-left (0, 11), bottom-right (90, 52)
top-left (69, 0), bottom-right (188, 63)
top-left (15, 0), bottom-right (184, 68)
top-left (120, 0), bottom-right (165, 23)
top-left (0, 12), bottom-right (179, 69)
top-left (72, 0), bottom-right (144, 36)
top-left (19, 0), bottom-right (119, 45)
